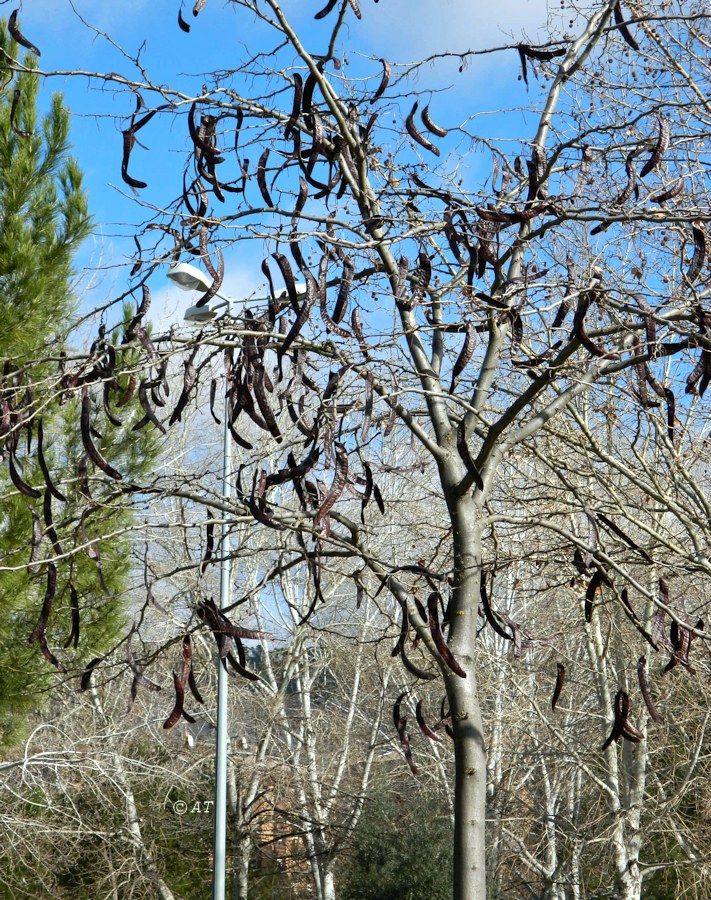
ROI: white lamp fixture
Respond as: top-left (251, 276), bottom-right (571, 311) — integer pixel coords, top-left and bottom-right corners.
top-left (167, 262), bottom-right (213, 292)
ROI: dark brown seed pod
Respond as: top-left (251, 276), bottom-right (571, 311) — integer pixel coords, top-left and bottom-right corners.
top-left (664, 388), bottom-right (676, 445)
top-left (640, 115), bottom-right (669, 178)
top-left (415, 699), bottom-right (443, 742)
top-left (284, 73), bottom-right (303, 141)
top-left (316, 442), bottom-right (349, 524)
top-left (602, 689), bottom-right (630, 750)
top-left (193, 0), bottom-right (207, 15)
top-left (427, 592), bottom-right (466, 678)
top-left (637, 656), bottom-right (664, 723)
top-left (551, 662), bottom-right (565, 710)
top-left (314, 0), bottom-right (338, 20)
top-left (331, 256), bottom-right (354, 325)
top-left (163, 672), bottom-right (187, 729)
top-left (613, 2), bottom-right (639, 51)
top-left (81, 388), bottom-right (122, 480)
top-left (8, 10), bottom-right (41, 56)
top-left (63, 581), bottom-right (80, 650)
top-left (396, 716), bottom-right (418, 774)
top-left (8, 450), bottom-right (40, 498)
top-left (121, 128), bottom-right (148, 190)
top-left (571, 145), bottom-right (592, 199)
top-left (43, 489), bottom-right (62, 557)
top-left (200, 521), bottom-right (215, 575)
top-left (480, 570), bottom-right (513, 641)
top-left (178, 7), bottom-right (191, 31)
top-left (400, 644), bottom-right (437, 680)
top-left (392, 601), bottom-right (409, 658)
top-left (29, 563), bottom-right (57, 645)
top-left (612, 148), bottom-right (638, 207)
top-left (36, 419), bottom-right (66, 503)
top-left (346, 0), bottom-right (362, 19)
top-left (597, 513), bottom-right (651, 561)
top-left (257, 148), bottom-right (274, 208)
top-left (651, 176), bottom-right (683, 204)
top-left (585, 570), bottom-right (603, 623)
top-left (421, 104), bottom-right (448, 138)
top-left (370, 58), bottom-right (391, 104)
top-left (80, 656), bottom-right (101, 691)
top-left (685, 224), bottom-right (706, 287)
top-left (406, 102), bottom-right (440, 157)
top-left (393, 690), bottom-right (407, 730)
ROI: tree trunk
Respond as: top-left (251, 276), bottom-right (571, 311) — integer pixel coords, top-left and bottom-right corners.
top-left (445, 490), bottom-right (487, 900)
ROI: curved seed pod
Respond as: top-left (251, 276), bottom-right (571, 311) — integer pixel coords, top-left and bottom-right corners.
top-left (360, 372), bottom-right (373, 443)
top-left (427, 592), bottom-right (466, 678)
top-left (346, 0), bottom-right (362, 18)
top-left (372, 481), bottom-right (385, 514)
top-left (415, 699), bottom-right (443, 742)
top-left (316, 442), bottom-right (348, 524)
top-left (280, 274), bottom-right (315, 358)
top-left (121, 128), bottom-right (148, 190)
top-left (43, 489), bottom-right (62, 557)
top-left (36, 633), bottom-right (65, 672)
top-left (664, 388), bottom-right (676, 445)
top-left (421, 104), bottom-right (448, 137)
top-left (597, 513), bottom-right (651, 561)
top-left (200, 521), bottom-right (215, 575)
top-left (10, 89), bottom-right (32, 138)
top-left (63, 581), bottom-right (80, 650)
top-left (637, 656), bottom-right (664, 723)
top-left (400, 644), bottom-right (437, 680)
top-left (651, 176), bottom-right (683, 204)
top-left (178, 8), bottom-right (191, 32)
top-left (257, 148), bottom-right (274, 207)
top-left (81, 388), bottom-right (122, 480)
top-left (115, 374), bottom-right (137, 407)
top-left (622, 721), bottom-right (644, 742)
top-left (640, 115), bottom-right (669, 178)
top-left (480, 571), bottom-right (513, 641)
top-left (406, 102), bottom-right (440, 157)
top-left (456, 421), bottom-right (484, 491)
top-left (163, 672), bottom-right (187, 729)
top-left (28, 510), bottom-right (43, 572)
top-left (8, 10), bottom-right (41, 56)
top-left (169, 347), bottom-right (199, 425)
top-left (37, 419), bottom-right (67, 502)
top-left (332, 256), bottom-right (354, 324)
top-left (612, 148), bottom-right (638, 207)
top-left (80, 656), bottom-right (101, 691)
top-left (370, 58), bottom-right (391, 104)
top-left (127, 645), bottom-right (161, 693)
top-left (292, 176), bottom-right (309, 227)
top-left (392, 601), bottom-right (408, 657)
top-left (8, 450), bottom-right (41, 498)
top-left (585, 570), bottom-right (603, 623)
top-left (314, 0), bottom-right (338, 18)
top-left (29, 563), bottom-right (57, 644)
top-left (571, 145), bottom-right (592, 198)
top-left (209, 379), bottom-right (222, 425)
top-left (284, 73), bottom-right (303, 140)
top-left (393, 690), bottom-right (407, 729)
top-left (397, 718), bottom-right (418, 774)
top-left (613, 2), bottom-right (640, 52)
top-left (272, 252), bottom-right (300, 312)
top-left (193, 0), bottom-right (207, 14)
top-left (685, 224), bottom-right (706, 287)
top-left (449, 323), bottom-right (477, 393)
top-left (517, 46), bottom-right (529, 87)
top-left (551, 662), bottom-right (565, 710)
top-left (602, 689), bottom-right (630, 750)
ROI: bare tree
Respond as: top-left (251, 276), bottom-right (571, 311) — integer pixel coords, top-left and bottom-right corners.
top-left (3, 2), bottom-right (711, 897)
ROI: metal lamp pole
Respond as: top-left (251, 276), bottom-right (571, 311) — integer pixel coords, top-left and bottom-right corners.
top-left (168, 263), bottom-right (233, 900)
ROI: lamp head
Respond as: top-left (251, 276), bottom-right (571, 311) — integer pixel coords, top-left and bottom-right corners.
top-left (167, 262), bottom-right (213, 292)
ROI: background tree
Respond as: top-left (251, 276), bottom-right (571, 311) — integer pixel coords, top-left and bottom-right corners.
top-left (0, 19), bottom-right (157, 747)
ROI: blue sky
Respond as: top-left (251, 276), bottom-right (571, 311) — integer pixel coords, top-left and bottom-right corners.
top-left (11, 0), bottom-right (554, 328)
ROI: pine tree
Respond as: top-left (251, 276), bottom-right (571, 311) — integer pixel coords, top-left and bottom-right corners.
top-left (0, 23), bottom-right (157, 747)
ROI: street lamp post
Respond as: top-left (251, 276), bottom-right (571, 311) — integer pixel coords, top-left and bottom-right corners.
top-left (167, 264), bottom-right (304, 899)
top-left (167, 262), bottom-right (232, 900)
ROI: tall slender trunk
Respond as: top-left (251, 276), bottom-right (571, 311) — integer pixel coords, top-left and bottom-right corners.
top-left (445, 489), bottom-right (487, 900)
